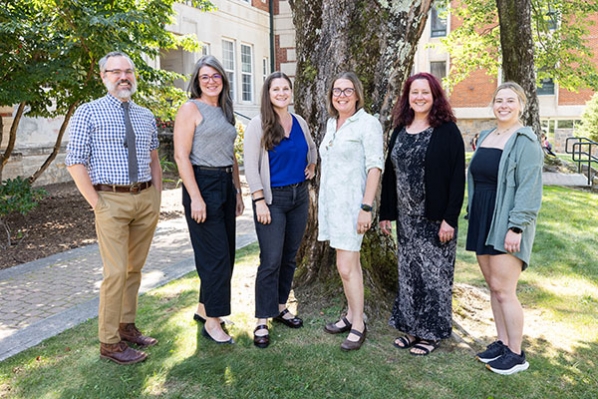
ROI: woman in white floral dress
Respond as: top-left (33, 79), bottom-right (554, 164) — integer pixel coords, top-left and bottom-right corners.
top-left (318, 71), bottom-right (384, 351)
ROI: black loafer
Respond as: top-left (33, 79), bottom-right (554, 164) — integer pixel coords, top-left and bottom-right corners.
top-left (273, 309), bottom-right (303, 328)
top-left (253, 324), bottom-right (270, 348)
top-left (194, 313), bottom-right (227, 328)
top-left (201, 326), bottom-right (234, 345)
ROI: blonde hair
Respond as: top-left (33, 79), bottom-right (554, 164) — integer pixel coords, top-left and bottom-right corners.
top-left (492, 82), bottom-right (527, 117)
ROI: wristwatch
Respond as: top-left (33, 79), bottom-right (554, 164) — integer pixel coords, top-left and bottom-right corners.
top-left (360, 203), bottom-right (373, 212)
top-left (509, 227), bottom-right (523, 234)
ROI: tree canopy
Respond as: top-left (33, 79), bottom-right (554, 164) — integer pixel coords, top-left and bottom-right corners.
top-left (0, 0), bottom-right (212, 182)
top-left (441, 0), bottom-right (598, 92)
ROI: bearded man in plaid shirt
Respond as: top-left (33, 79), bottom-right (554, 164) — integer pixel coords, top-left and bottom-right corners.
top-left (66, 51), bottom-right (162, 365)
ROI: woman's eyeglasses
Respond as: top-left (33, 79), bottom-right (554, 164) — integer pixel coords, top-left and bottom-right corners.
top-left (200, 74), bottom-right (223, 83)
top-left (332, 88), bottom-right (355, 97)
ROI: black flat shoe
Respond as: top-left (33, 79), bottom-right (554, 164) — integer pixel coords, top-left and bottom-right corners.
top-left (194, 313), bottom-right (227, 328)
top-left (201, 326), bottom-right (234, 345)
top-left (273, 309), bottom-right (303, 329)
top-left (324, 316), bottom-right (352, 334)
top-left (253, 324), bottom-right (270, 348)
top-left (340, 324), bottom-right (367, 351)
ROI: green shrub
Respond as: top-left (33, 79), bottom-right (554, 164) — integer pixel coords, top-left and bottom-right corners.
top-left (0, 177), bottom-right (47, 247)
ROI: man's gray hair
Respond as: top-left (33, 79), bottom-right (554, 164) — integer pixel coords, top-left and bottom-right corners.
top-left (98, 51), bottom-right (136, 72)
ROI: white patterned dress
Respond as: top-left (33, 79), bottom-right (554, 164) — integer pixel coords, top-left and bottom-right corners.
top-left (317, 109), bottom-right (384, 251)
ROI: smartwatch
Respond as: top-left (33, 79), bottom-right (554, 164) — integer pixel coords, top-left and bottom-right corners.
top-left (360, 203), bottom-right (373, 212)
top-left (509, 227), bottom-right (523, 234)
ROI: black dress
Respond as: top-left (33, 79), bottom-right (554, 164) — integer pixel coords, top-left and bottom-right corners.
top-left (388, 127), bottom-right (456, 341)
top-left (466, 147), bottom-right (504, 255)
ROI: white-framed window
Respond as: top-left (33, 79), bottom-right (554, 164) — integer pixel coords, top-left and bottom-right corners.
top-left (200, 42), bottom-right (210, 56)
top-left (263, 58), bottom-right (269, 82)
top-left (222, 39), bottom-right (236, 101)
top-left (241, 44), bottom-right (253, 102)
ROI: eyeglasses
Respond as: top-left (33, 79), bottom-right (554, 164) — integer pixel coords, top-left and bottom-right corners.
top-left (105, 69), bottom-right (135, 76)
top-left (200, 74), bottom-right (223, 83)
top-left (332, 88), bottom-right (355, 97)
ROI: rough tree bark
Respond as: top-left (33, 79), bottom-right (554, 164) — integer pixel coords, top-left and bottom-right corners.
top-left (288, 0), bottom-right (433, 309)
top-left (496, 0), bottom-right (542, 138)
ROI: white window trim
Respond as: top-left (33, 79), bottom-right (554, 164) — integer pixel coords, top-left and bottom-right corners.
top-left (241, 43), bottom-right (254, 103)
top-left (222, 39), bottom-right (236, 102)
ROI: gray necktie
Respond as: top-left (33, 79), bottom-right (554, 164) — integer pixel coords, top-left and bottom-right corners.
top-left (121, 102), bottom-right (138, 183)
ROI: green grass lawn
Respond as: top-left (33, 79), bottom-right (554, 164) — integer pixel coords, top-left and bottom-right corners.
top-left (1, 186), bottom-right (597, 398)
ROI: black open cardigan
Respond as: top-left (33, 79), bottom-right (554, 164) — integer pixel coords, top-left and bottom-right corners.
top-left (379, 121), bottom-right (466, 228)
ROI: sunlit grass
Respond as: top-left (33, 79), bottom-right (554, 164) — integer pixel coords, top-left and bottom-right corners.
top-left (1, 186), bottom-right (597, 398)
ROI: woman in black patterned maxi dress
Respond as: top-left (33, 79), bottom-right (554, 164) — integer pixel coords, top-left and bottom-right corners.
top-left (379, 73), bottom-right (465, 356)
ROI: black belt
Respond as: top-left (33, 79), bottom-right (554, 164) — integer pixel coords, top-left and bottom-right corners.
top-left (272, 181), bottom-right (306, 190)
top-left (195, 165), bottom-right (233, 173)
top-left (93, 181), bottom-right (152, 194)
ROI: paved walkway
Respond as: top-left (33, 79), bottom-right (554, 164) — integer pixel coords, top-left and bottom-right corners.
top-left (0, 187), bottom-right (256, 362)
top-left (543, 171), bottom-right (590, 187)
top-left (0, 171), bottom-right (590, 362)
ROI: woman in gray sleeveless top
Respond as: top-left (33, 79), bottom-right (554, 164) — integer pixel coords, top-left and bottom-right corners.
top-left (174, 56), bottom-right (244, 344)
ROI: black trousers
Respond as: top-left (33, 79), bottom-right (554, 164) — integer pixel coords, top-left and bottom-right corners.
top-left (183, 167), bottom-right (236, 317)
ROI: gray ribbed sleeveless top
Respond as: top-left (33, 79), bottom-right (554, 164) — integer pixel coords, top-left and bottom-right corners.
top-left (188, 99), bottom-right (237, 167)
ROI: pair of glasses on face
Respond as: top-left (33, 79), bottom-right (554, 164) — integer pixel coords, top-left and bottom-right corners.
top-left (105, 69), bottom-right (135, 76)
top-left (200, 74), bottom-right (223, 83)
top-left (332, 88), bottom-right (355, 97)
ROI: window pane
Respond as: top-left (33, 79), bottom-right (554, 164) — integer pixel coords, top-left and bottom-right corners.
top-left (222, 41), bottom-right (235, 70)
top-left (222, 40), bottom-right (235, 101)
top-left (431, 6), bottom-right (447, 37)
top-left (241, 44), bottom-right (253, 102)
top-left (430, 61), bottom-right (446, 81)
top-left (537, 78), bottom-right (555, 95)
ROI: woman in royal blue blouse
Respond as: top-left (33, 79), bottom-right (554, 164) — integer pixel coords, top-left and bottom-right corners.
top-left (244, 72), bottom-right (317, 348)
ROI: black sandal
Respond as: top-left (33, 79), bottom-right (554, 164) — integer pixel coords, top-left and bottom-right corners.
top-left (393, 335), bottom-right (419, 349)
top-left (409, 339), bottom-right (440, 356)
top-left (253, 324), bottom-right (269, 349)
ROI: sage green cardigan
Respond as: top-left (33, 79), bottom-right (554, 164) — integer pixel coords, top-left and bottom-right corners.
top-left (467, 126), bottom-right (543, 268)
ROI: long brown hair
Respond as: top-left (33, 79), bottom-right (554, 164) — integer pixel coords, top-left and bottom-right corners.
top-left (187, 55), bottom-right (235, 126)
top-left (261, 72), bottom-right (292, 150)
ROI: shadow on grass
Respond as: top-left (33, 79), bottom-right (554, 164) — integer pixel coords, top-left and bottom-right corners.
top-left (1, 278), bottom-right (598, 398)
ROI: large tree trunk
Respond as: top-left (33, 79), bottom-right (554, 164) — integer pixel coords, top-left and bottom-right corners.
top-left (496, 0), bottom-right (542, 138)
top-left (289, 0), bottom-right (433, 310)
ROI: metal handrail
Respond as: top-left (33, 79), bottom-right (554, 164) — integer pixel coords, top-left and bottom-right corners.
top-left (565, 137), bottom-right (598, 186)
top-left (234, 111), bottom-right (252, 121)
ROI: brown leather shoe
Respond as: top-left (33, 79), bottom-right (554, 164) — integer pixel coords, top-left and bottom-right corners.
top-left (324, 316), bottom-right (352, 334)
top-left (119, 323), bottom-right (158, 347)
top-left (100, 341), bottom-right (147, 365)
top-left (340, 325), bottom-right (367, 351)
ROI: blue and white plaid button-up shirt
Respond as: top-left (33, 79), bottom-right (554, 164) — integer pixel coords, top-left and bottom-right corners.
top-left (66, 93), bottom-right (159, 185)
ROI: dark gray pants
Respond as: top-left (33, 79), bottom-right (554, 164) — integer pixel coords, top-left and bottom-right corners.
top-left (254, 182), bottom-right (309, 318)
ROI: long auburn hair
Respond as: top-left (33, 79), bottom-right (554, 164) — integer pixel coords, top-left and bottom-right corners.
top-left (392, 72), bottom-right (455, 128)
top-left (187, 55), bottom-right (235, 126)
top-left (261, 72), bottom-right (293, 150)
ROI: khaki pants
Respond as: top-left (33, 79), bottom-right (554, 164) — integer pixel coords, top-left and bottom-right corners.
top-left (94, 185), bottom-right (160, 344)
